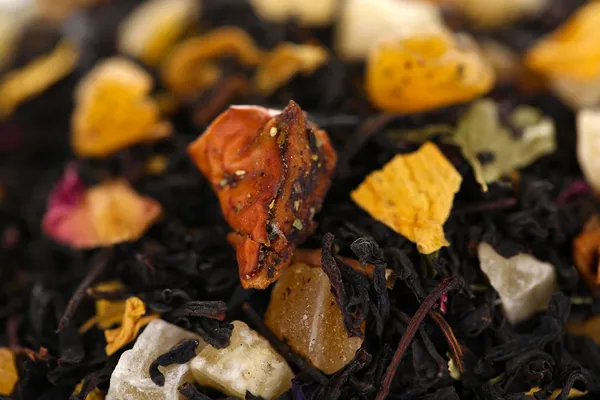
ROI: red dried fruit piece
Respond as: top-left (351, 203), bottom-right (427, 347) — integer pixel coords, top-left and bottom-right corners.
top-left (188, 101), bottom-right (337, 289)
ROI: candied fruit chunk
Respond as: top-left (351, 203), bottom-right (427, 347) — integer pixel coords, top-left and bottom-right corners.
top-left (190, 320), bottom-right (293, 399)
top-left (106, 319), bottom-right (202, 400)
top-left (366, 31), bottom-right (494, 113)
top-left (0, 348), bottom-right (18, 396)
top-left (577, 109), bottom-right (600, 193)
top-left (264, 262), bottom-right (363, 375)
top-left (478, 243), bottom-right (557, 324)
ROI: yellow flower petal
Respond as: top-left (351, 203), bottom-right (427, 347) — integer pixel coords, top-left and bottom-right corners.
top-left (80, 281), bottom-right (127, 333)
top-left (161, 27), bottom-right (263, 98)
top-left (104, 297), bottom-right (158, 356)
top-left (0, 347), bottom-right (18, 396)
top-left (525, 387), bottom-right (587, 399)
top-left (72, 379), bottom-right (105, 400)
top-left (351, 142), bottom-right (462, 254)
top-left (72, 57), bottom-right (172, 158)
top-left (366, 31), bottom-right (494, 113)
top-left (254, 43), bottom-right (328, 95)
top-left (0, 40), bottom-right (79, 118)
top-left (525, 1), bottom-right (600, 81)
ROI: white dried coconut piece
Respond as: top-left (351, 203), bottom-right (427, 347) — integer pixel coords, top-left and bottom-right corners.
top-left (248, 0), bottom-right (337, 26)
top-left (106, 319), bottom-right (203, 400)
top-left (478, 243), bottom-right (557, 324)
top-left (118, 0), bottom-right (200, 65)
top-left (550, 76), bottom-right (600, 110)
top-left (190, 321), bottom-right (293, 400)
top-left (577, 109), bottom-right (600, 193)
top-left (335, 0), bottom-right (444, 61)
top-left (459, 0), bottom-right (547, 28)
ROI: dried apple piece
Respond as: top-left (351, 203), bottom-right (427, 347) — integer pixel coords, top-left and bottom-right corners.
top-left (0, 348), bottom-right (18, 396)
top-left (573, 215), bottom-right (600, 294)
top-left (118, 0), bottom-right (200, 66)
top-left (72, 57), bottom-right (172, 157)
top-left (351, 142), bottom-right (461, 254)
top-left (0, 40), bottom-right (79, 118)
top-left (254, 43), bottom-right (328, 96)
top-left (105, 297), bottom-right (159, 356)
top-left (42, 169), bottom-right (162, 249)
top-left (188, 101), bottom-right (337, 289)
top-left (366, 31), bottom-right (494, 113)
top-left (161, 27), bottom-right (263, 98)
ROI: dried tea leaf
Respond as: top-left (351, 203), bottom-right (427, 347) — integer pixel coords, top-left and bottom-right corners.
top-left (254, 43), bottom-right (328, 96)
top-left (72, 379), bottom-right (105, 400)
top-left (188, 101), bottom-right (337, 289)
top-left (118, 0), bottom-right (200, 66)
top-left (335, 0), bottom-right (444, 61)
top-left (79, 281), bottom-right (127, 333)
top-left (572, 215), bottom-right (600, 293)
top-left (105, 297), bottom-right (159, 356)
top-left (351, 142), bottom-right (462, 254)
top-left (0, 348), bottom-right (18, 396)
top-left (161, 27), bottom-right (263, 98)
top-left (42, 172), bottom-right (162, 249)
top-left (0, 40), bottom-right (79, 118)
top-left (72, 57), bottom-right (172, 157)
top-left (577, 109), bottom-right (600, 193)
top-left (249, 0), bottom-right (337, 26)
top-left (366, 31), bottom-right (495, 113)
top-left (525, 387), bottom-right (587, 399)
top-left (450, 99), bottom-right (555, 190)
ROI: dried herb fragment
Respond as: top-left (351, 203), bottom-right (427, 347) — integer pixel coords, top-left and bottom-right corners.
top-left (42, 172), bottom-right (162, 249)
top-left (104, 297), bottom-right (159, 356)
top-left (573, 215), bottom-right (600, 293)
top-left (0, 347), bottom-right (18, 396)
top-left (254, 43), bottom-right (328, 96)
top-left (351, 142), bottom-right (462, 254)
top-left (0, 40), bottom-right (79, 118)
top-left (188, 101), bottom-right (337, 289)
top-left (79, 281), bottom-right (127, 333)
top-left (72, 57), bottom-right (172, 157)
top-left (150, 339), bottom-right (200, 386)
top-left (366, 30), bottom-right (494, 113)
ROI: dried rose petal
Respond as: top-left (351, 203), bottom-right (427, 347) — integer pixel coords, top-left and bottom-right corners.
top-left (188, 101), bottom-right (337, 289)
top-left (42, 171), bottom-right (162, 249)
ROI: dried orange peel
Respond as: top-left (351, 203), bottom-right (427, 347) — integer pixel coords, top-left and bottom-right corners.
top-left (0, 347), bottom-right (18, 396)
top-left (161, 27), bottom-right (263, 98)
top-left (0, 40), bottom-right (79, 118)
top-left (366, 31), bottom-right (495, 113)
top-left (573, 214), bottom-right (600, 294)
top-left (104, 296), bottom-right (158, 356)
top-left (72, 57), bottom-right (172, 157)
top-left (254, 43), bottom-right (328, 95)
top-left (351, 142), bottom-right (462, 254)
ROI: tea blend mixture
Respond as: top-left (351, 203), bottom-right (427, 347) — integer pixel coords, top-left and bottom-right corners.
top-left (2, 0), bottom-right (600, 399)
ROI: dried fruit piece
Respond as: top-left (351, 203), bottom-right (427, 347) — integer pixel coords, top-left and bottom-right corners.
top-left (107, 319), bottom-right (202, 400)
top-left (264, 262), bottom-right (363, 374)
top-left (478, 243), bottom-right (557, 324)
top-left (105, 297), bottom-right (159, 356)
top-left (335, 0), bottom-right (444, 61)
top-left (577, 109), bottom-right (600, 193)
top-left (0, 2), bottom-right (34, 71)
top-left (573, 215), bottom-right (600, 294)
top-left (450, 99), bottom-right (556, 190)
top-left (79, 281), bottom-right (126, 333)
top-left (249, 0), bottom-right (337, 26)
top-left (73, 380), bottom-right (104, 400)
top-left (188, 101), bottom-right (337, 289)
top-left (118, 0), bottom-right (200, 66)
top-left (0, 348), bottom-right (18, 396)
top-left (72, 57), bottom-right (172, 157)
top-left (366, 31), bottom-right (495, 113)
top-left (161, 27), bottom-right (263, 98)
top-left (190, 320), bottom-right (293, 399)
top-left (42, 171), bottom-right (162, 249)
top-left (351, 142), bottom-right (461, 254)
top-left (457, 0), bottom-right (548, 28)
top-left (0, 40), bottom-right (79, 118)
top-left (254, 43), bottom-right (328, 96)
top-left (34, 0), bottom-right (100, 21)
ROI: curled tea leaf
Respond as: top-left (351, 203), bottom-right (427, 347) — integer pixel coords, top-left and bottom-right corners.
top-left (161, 27), bottom-right (263, 98)
top-left (366, 31), bottom-right (494, 113)
top-left (0, 40), bottom-right (79, 118)
top-left (188, 101), bottom-right (337, 289)
top-left (450, 99), bottom-right (555, 190)
top-left (118, 0), bottom-right (200, 66)
top-left (254, 43), bottom-right (328, 96)
top-left (351, 142), bottom-right (462, 254)
top-left (0, 347), bottom-right (18, 396)
top-left (42, 172), bottom-right (162, 249)
top-left (105, 297), bottom-right (159, 356)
